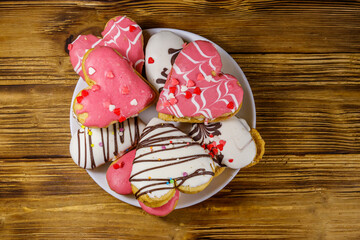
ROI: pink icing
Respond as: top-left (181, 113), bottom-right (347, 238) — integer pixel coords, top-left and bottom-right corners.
top-left (69, 16), bottom-right (144, 78)
top-left (156, 40), bottom-right (243, 120)
top-left (76, 46), bottom-right (155, 127)
top-left (138, 190), bottom-right (180, 216)
top-left (106, 150), bottom-right (136, 195)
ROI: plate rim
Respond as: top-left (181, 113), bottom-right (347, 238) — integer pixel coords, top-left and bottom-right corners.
top-left (69, 27), bottom-right (256, 209)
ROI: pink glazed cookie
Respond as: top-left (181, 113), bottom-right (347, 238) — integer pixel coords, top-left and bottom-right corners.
top-left (106, 149), bottom-right (136, 195)
top-left (138, 190), bottom-right (180, 216)
top-left (69, 16), bottom-right (144, 78)
top-left (156, 40), bottom-right (244, 123)
top-left (73, 46), bottom-right (157, 128)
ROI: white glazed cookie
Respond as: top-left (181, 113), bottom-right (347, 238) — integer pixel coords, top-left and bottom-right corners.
top-left (189, 117), bottom-right (264, 169)
top-left (145, 31), bottom-right (184, 92)
top-left (70, 117), bottom-right (145, 169)
top-left (129, 118), bottom-right (216, 207)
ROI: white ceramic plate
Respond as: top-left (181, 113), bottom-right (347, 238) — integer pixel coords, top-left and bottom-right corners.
top-left (70, 28), bottom-right (256, 209)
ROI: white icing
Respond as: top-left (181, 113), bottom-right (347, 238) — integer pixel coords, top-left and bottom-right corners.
top-left (189, 117), bottom-right (257, 169)
top-left (69, 117), bottom-right (145, 169)
top-left (145, 31), bottom-right (184, 92)
top-left (130, 118), bottom-right (215, 199)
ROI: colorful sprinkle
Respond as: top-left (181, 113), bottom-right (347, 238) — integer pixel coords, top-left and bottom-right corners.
top-left (130, 99), bottom-right (138, 106)
top-left (158, 158), bottom-right (161, 161)
top-left (187, 80), bottom-right (195, 87)
top-left (161, 146), bottom-right (166, 150)
top-left (67, 43), bottom-right (73, 51)
top-left (76, 96), bottom-right (84, 103)
top-left (183, 172), bottom-right (188, 177)
top-left (170, 141), bottom-right (173, 144)
top-left (150, 147), bottom-right (153, 152)
top-left (171, 78), bottom-right (179, 85)
top-left (119, 128), bottom-right (124, 132)
top-left (91, 143), bottom-right (94, 147)
top-left (186, 142), bottom-right (190, 145)
top-left (106, 71), bottom-right (115, 78)
top-left (148, 176), bottom-right (151, 179)
top-left (185, 91), bottom-right (192, 99)
top-left (99, 142), bottom-right (103, 147)
top-left (118, 116), bottom-right (126, 122)
top-left (197, 73), bottom-right (204, 81)
top-left (121, 86), bottom-right (129, 95)
top-left (113, 108), bottom-right (121, 116)
top-left (169, 86), bottom-right (177, 94)
top-left (194, 87), bottom-right (202, 95)
top-left (211, 70), bottom-right (216, 76)
top-left (148, 57), bottom-right (154, 64)
top-left (92, 84), bottom-right (101, 92)
top-left (129, 25), bottom-right (137, 32)
top-left (88, 67), bottom-right (96, 75)
top-left (227, 102), bottom-right (235, 109)
top-left (88, 130), bottom-right (93, 136)
top-left (169, 97), bottom-right (177, 105)
top-left (81, 125), bottom-right (85, 129)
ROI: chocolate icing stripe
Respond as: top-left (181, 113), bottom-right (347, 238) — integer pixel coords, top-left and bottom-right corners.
top-left (130, 156), bottom-right (210, 180)
top-left (100, 128), bottom-right (106, 162)
top-left (113, 124), bottom-right (118, 156)
top-left (133, 147), bottom-right (206, 163)
top-left (134, 117), bottom-right (140, 145)
top-left (140, 123), bottom-right (179, 138)
top-left (88, 131), bottom-right (95, 169)
top-left (133, 142), bottom-right (200, 161)
top-left (135, 185), bottom-right (174, 199)
top-left (137, 135), bottom-right (189, 149)
top-left (140, 128), bottom-right (178, 142)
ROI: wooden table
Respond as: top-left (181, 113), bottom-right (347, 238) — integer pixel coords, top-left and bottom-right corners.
top-left (1, 1), bottom-right (359, 239)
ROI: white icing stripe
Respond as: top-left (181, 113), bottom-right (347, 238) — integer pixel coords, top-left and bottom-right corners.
top-left (193, 41), bottom-right (217, 71)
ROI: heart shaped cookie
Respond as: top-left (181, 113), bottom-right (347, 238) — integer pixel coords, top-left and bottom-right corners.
top-left (70, 117), bottom-right (145, 169)
top-left (129, 118), bottom-right (216, 208)
top-left (73, 46), bottom-right (156, 128)
top-left (106, 149), bottom-right (137, 195)
top-left (189, 117), bottom-right (265, 169)
top-left (69, 16), bottom-right (144, 78)
top-left (145, 31), bottom-right (184, 92)
top-left (156, 40), bottom-right (244, 123)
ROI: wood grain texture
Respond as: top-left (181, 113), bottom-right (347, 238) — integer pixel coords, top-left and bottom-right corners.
top-left (1, 0), bottom-right (360, 239)
top-left (1, 155), bottom-right (360, 239)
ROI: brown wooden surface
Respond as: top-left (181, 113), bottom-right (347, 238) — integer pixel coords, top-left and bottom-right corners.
top-left (1, 1), bottom-right (359, 239)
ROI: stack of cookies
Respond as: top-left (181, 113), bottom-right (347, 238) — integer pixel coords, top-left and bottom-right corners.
top-left (68, 16), bottom-right (265, 216)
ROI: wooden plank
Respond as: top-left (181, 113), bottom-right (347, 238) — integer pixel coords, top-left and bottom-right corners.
top-left (1, 154), bottom-right (359, 239)
top-left (0, 1), bottom-right (359, 57)
top-left (0, 53), bottom-right (359, 158)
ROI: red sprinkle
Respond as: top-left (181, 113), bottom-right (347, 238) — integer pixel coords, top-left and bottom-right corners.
top-left (81, 90), bottom-right (89, 97)
top-left (201, 144), bottom-right (206, 149)
top-left (76, 96), bottom-right (84, 103)
top-left (92, 84), bottom-right (101, 92)
top-left (169, 97), bottom-right (177, 105)
top-left (227, 102), bottom-right (235, 109)
top-left (187, 80), bottom-right (195, 87)
top-left (113, 163), bottom-right (120, 169)
top-left (118, 116), bottom-right (126, 122)
top-left (163, 100), bottom-right (171, 107)
top-left (106, 71), bottom-right (115, 78)
top-left (212, 148), bottom-right (218, 155)
top-left (121, 86), bottom-right (129, 95)
top-left (129, 25), bottom-right (137, 32)
top-left (185, 91), bottom-right (192, 99)
top-left (171, 78), bottom-right (179, 85)
top-left (197, 73), bottom-right (204, 81)
top-left (113, 108), bottom-right (121, 116)
top-left (194, 87), bottom-right (202, 95)
top-left (169, 86), bottom-right (177, 94)
top-left (119, 161), bottom-right (125, 168)
top-left (217, 144), bottom-right (224, 151)
top-left (219, 140), bottom-right (226, 146)
top-left (228, 159), bottom-right (234, 163)
top-left (209, 134), bottom-right (214, 138)
top-left (170, 141), bottom-right (173, 144)
top-left (148, 57), bottom-right (154, 64)
top-left (67, 43), bottom-right (73, 51)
